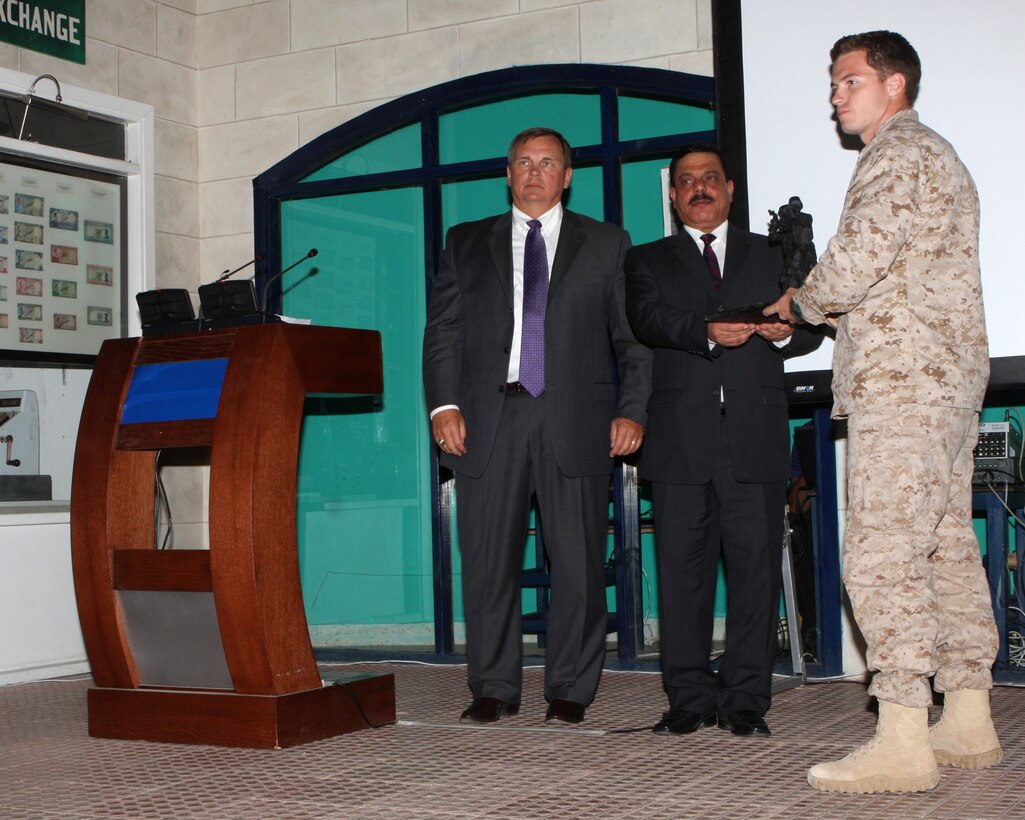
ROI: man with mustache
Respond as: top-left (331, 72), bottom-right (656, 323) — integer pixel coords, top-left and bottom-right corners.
top-left (625, 144), bottom-right (820, 739)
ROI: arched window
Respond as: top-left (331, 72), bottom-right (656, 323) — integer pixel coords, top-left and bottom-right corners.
top-left (253, 64), bottom-right (715, 656)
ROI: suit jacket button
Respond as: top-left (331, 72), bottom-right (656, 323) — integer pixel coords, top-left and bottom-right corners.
top-left (499, 384), bottom-right (506, 392)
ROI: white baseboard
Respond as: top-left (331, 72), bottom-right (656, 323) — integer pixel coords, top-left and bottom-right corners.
top-left (309, 618), bottom-right (726, 650)
top-left (0, 658), bottom-right (90, 687)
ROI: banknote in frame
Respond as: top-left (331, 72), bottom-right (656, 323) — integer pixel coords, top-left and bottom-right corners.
top-left (84, 220), bottom-right (114, 244)
top-left (17, 303), bottom-right (42, 321)
top-left (51, 245), bottom-right (79, 265)
top-left (49, 208), bottom-right (80, 231)
top-left (86, 305), bottom-right (112, 326)
top-left (14, 193), bottom-right (44, 217)
top-left (52, 279), bottom-right (78, 299)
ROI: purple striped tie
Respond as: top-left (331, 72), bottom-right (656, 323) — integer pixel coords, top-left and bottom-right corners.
top-left (519, 219), bottom-right (548, 397)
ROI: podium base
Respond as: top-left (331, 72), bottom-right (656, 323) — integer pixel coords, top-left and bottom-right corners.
top-left (87, 672), bottom-right (395, 749)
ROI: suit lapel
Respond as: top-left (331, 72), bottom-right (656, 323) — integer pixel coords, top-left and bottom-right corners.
top-left (720, 225), bottom-right (751, 303)
top-left (488, 212), bottom-right (514, 308)
top-left (672, 232), bottom-right (720, 302)
top-left (548, 209), bottom-right (584, 300)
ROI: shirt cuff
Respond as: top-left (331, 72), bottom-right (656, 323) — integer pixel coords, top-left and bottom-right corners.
top-left (430, 404), bottom-right (459, 419)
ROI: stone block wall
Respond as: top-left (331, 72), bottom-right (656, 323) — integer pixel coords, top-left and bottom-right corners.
top-left (1, 0), bottom-right (712, 293)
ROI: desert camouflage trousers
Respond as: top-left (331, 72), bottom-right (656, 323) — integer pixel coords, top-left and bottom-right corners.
top-left (844, 404), bottom-right (998, 707)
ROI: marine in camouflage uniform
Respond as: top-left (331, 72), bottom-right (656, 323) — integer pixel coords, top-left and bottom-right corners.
top-left (795, 108), bottom-right (996, 708)
top-left (768, 30), bottom-right (1001, 794)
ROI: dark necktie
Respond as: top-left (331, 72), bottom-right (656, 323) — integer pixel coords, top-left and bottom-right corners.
top-left (519, 219), bottom-right (548, 397)
top-left (701, 233), bottom-right (721, 289)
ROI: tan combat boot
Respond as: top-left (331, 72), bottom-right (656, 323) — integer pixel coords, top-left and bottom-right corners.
top-left (930, 688), bottom-right (1003, 769)
top-left (807, 700), bottom-right (939, 794)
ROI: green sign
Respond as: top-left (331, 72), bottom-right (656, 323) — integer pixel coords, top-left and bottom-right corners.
top-left (0, 0), bottom-right (86, 65)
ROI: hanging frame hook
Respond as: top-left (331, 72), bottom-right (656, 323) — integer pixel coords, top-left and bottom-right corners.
top-left (17, 74), bottom-right (63, 141)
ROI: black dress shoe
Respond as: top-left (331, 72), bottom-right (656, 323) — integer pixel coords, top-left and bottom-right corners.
top-left (717, 710), bottom-right (771, 737)
top-left (652, 710), bottom-right (717, 735)
top-left (545, 699), bottom-right (586, 725)
top-left (460, 697), bottom-right (520, 724)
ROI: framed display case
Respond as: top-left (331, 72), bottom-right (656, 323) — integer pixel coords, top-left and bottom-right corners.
top-left (0, 154), bottom-right (126, 367)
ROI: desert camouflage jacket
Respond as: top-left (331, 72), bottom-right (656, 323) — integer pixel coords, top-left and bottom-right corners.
top-left (794, 109), bottom-right (989, 415)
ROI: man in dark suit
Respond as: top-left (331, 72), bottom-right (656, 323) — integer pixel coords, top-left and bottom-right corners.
top-left (625, 144), bottom-right (819, 738)
top-left (423, 127), bottom-right (651, 725)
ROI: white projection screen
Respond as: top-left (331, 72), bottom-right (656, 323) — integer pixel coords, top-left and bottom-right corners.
top-left (739, 0), bottom-right (1025, 373)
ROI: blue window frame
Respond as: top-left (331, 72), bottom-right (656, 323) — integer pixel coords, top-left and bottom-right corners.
top-left (252, 64), bottom-right (716, 661)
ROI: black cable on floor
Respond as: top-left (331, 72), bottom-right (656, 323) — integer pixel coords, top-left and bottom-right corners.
top-left (332, 680), bottom-right (396, 729)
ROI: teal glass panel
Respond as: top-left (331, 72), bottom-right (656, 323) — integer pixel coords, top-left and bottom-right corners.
top-left (622, 156), bottom-right (673, 246)
top-left (441, 175), bottom-right (509, 232)
top-left (439, 93), bottom-right (601, 165)
top-left (564, 165), bottom-right (604, 222)
top-left (301, 123), bottom-right (422, 182)
top-left (281, 187), bottom-right (432, 637)
top-left (618, 95), bottom-right (715, 142)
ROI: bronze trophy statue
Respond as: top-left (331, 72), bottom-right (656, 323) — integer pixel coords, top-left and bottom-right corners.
top-left (768, 196), bottom-right (816, 290)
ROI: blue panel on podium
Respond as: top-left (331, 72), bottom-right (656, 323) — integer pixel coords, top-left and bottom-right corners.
top-left (121, 359), bottom-right (230, 424)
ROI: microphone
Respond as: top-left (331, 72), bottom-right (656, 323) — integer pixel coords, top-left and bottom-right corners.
top-left (261, 248), bottom-right (318, 314)
top-left (217, 254), bottom-right (263, 282)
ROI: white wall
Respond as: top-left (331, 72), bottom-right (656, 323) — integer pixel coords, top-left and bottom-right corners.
top-left (742, 0), bottom-right (1025, 371)
top-left (0, 510), bottom-right (88, 684)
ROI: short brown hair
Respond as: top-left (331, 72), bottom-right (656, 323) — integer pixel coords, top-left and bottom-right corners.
top-left (507, 127), bottom-right (572, 168)
top-left (831, 30), bottom-right (921, 106)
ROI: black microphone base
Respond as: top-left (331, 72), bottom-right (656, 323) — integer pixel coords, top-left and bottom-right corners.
top-left (199, 313), bottom-right (282, 331)
top-left (141, 314), bottom-right (282, 336)
top-left (141, 318), bottom-right (203, 337)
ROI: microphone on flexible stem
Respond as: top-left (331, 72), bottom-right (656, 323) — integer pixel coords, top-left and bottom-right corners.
top-left (217, 254), bottom-right (263, 282)
top-left (261, 248), bottom-right (318, 314)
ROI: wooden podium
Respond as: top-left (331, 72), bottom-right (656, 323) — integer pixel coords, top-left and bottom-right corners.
top-left (70, 323), bottom-right (395, 748)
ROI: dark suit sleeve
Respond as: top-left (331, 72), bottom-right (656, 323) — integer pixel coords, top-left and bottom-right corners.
top-left (607, 232), bottom-right (652, 426)
top-left (422, 226), bottom-right (464, 413)
top-left (625, 245), bottom-right (713, 359)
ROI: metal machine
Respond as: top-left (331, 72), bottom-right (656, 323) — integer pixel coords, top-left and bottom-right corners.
top-left (0, 389), bottom-right (51, 500)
